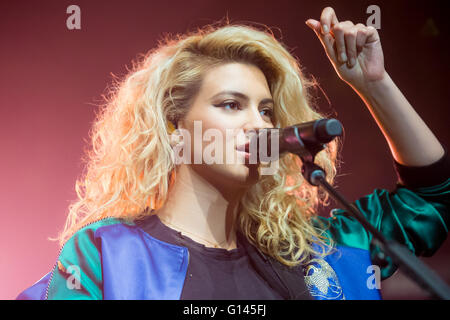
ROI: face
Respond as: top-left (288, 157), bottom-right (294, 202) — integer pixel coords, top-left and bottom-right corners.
top-left (177, 62), bottom-right (275, 194)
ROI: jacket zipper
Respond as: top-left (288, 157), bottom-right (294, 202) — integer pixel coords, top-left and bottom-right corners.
top-left (44, 216), bottom-right (115, 300)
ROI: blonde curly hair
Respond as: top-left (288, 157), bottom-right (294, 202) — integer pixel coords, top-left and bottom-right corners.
top-left (53, 20), bottom-right (342, 267)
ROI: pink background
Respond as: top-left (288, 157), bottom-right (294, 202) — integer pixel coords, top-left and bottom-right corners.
top-left (1, 0), bottom-right (448, 299)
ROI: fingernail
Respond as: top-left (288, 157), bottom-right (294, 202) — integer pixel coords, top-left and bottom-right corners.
top-left (322, 24), bottom-right (329, 34)
top-left (340, 52), bottom-right (347, 62)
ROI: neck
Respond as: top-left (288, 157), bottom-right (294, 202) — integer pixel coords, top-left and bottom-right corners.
top-left (155, 164), bottom-right (246, 250)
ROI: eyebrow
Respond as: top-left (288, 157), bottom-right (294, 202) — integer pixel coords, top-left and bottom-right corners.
top-left (209, 90), bottom-right (274, 106)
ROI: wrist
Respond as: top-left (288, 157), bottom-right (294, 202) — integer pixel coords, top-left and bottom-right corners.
top-left (356, 70), bottom-right (390, 98)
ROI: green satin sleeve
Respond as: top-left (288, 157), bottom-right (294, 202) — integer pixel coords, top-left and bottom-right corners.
top-left (314, 177), bottom-right (449, 280)
top-left (46, 218), bottom-right (121, 300)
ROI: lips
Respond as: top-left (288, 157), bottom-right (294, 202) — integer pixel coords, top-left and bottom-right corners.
top-left (236, 141), bottom-right (250, 153)
top-left (235, 141), bottom-right (253, 164)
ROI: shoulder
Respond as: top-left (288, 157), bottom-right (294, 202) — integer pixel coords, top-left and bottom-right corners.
top-left (66, 217), bottom-right (135, 243)
top-left (58, 217), bottom-right (138, 263)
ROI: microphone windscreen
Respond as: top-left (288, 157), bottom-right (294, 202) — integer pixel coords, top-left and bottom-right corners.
top-left (316, 119), bottom-right (343, 143)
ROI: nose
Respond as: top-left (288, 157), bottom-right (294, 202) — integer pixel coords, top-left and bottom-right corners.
top-left (242, 106), bottom-right (273, 132)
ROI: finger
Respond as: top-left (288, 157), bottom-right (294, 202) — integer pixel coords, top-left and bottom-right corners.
top-left (344, 26), bottom-right (358, 68)
top-left (306, 19), bottom-right (337, 62)
top-left (320, 7), bottom-right (339, 35)
top-left (365, 25), bottom-right (380, 43)
top-left (355, 24), bottom-right (368, 53)
top-left (331, 20), bottom-right (354, 63)
top-left (305, 18), bottom-right (321, 34)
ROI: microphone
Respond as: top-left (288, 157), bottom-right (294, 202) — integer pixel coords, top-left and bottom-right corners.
top-left (248, 119), bottom-right (343, 161)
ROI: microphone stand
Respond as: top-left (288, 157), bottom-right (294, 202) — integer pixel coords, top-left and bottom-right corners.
top-left (298, 146), bottom-right (450, 300)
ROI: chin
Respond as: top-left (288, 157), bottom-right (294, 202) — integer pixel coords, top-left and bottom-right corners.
top-left (195, 163), bottom-right (261, 189)
top-left (223, 163), bottom-right (260, 186)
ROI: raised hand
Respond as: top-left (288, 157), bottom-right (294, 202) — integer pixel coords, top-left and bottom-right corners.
top-left (306, 7), bottom-right (386, 92)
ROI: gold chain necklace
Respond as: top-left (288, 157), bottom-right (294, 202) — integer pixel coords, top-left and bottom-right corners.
top-left (159, 216), bottom-right (231, 249)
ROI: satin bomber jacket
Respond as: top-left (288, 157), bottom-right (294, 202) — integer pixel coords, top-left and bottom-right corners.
top-left (16, 152), bottom-right (450, 300)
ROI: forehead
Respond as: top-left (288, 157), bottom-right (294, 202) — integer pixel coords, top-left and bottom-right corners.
top-left (199, 62), bottom-right (271, 98)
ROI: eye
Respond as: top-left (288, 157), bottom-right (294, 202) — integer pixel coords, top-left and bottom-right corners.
top-left (260, 107), bottom-right (274, 120)
top-left (214, 101), bottom-right (241, 111)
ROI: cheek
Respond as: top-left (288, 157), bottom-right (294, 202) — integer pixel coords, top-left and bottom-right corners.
top-left (182, 122), bottom-right (230, 164)
top-left (185, 110), bottom-right (244, 162)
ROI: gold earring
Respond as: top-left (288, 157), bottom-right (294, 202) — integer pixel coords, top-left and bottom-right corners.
top-left (167, 121), bottom-right (176, 134)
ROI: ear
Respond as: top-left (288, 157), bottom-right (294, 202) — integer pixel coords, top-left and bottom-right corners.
top-left (177, 119), bottom-right (186, 130)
